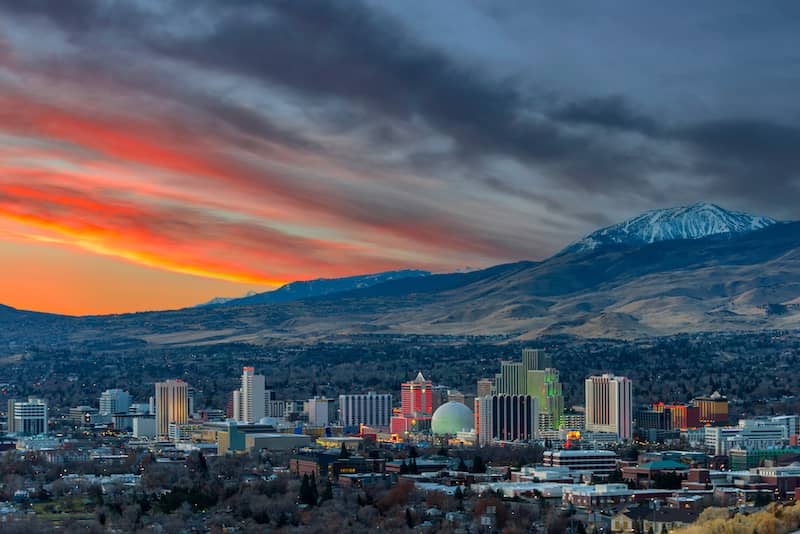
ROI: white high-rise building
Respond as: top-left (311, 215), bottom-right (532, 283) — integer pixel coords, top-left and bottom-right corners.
top-left (306, 397), bottom-right (333, 426)
top-left (99, 389), bottom-right (132, 415)
top-left (770, 415), bottom-right (800, 438)
top-left (339, 392), bottom-right (392, 427)
top-left (584, 374), bottom-right (632, 440)
top-left (155, 380), bottom-right (189, 438)
top-left (7, 398), bottom-right (48, 435)
top-left (231, 367), bottom-right (266, 423)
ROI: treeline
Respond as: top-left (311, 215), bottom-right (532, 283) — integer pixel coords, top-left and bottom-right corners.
top-left (675, 503), bottom-right (800, 534)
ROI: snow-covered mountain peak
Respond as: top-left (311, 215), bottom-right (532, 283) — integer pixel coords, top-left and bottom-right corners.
top-left (562, 202), bottom-right (778, 254)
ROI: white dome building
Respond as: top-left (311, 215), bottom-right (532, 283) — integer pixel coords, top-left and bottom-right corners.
top-left (431, 401), bottom-right (474, 436)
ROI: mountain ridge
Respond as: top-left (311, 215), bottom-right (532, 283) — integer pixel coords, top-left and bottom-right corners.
top-left (1, 203), bottom-right (798, 345)
top-left (561, 202), bottom-right (777, 255)
top-left (201, 269), bottom-right (431, 307)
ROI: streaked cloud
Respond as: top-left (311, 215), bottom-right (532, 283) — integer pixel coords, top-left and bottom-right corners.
top-left (0, 0), bottom-right (797, 313)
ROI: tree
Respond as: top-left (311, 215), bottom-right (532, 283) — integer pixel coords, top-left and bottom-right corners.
top-left (409, 446), bottom-right (419, 459)
top-left (299, 474), bottom-right (316, 506)
top-left (406, 507), bottom-right (415, 528)
top-left (472, 455), bottom-right (486, 474)
top-left (320, 480), bottom-right (333, 502)
top-left (409, 457), bottom-right (419, 475)
top-left (310, 472), bottom-right (319, 504)
top-left (457, 457), bottom-right (468, 472)
top-left (339, 443), bottom-right (351, 459)
top-left (608, 468), bottom-right (623, 483)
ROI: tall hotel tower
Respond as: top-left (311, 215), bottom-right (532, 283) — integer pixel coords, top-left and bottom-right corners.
top-left (401, 372), bottom-right (433, 417)
top-left (155, 379), bottom-right (189, 438)
top-left (585, 374), bottom-right (632, 440)
top-left (233, 367), bottom-right (266, 423)
top-left (492, 348), bottom-right (564, 430)
top-left (339, 392), bottom-right (392, 427)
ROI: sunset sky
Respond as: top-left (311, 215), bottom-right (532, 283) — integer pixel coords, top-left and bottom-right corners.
top-left (1, 1), bottom-right (798, 315)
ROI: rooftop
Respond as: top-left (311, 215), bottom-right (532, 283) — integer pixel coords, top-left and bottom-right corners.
top-left (637, 460), bottom-right (690, 471)
top-left (546, 450), bottom-right (617, 457)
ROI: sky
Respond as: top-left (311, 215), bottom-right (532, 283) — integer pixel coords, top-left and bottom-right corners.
top-left (0, 1), bottom-right (799, 315)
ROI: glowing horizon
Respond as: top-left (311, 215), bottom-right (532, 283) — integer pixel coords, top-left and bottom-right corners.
top-left (1, 2), bottom-right (796, 315)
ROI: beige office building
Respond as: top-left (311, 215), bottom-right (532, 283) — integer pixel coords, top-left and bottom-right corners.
top-left (585, 374), bottom-right (632, 440)
top-left (155, 379), bottom-right (189, 438)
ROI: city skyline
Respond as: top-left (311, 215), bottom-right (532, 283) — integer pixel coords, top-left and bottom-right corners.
top-left (1, 3), bottom-right (798, 531)
top-left (1, 2), bottom-right (799, 314)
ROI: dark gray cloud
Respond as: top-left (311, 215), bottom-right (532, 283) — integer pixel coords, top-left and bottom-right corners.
top-left (1, 0), bottom-right (799, 238)
top-left (550, 95), bottom-right (661, 136)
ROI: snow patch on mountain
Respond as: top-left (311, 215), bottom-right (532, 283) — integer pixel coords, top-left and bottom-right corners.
top-left (562, 202), bottom-right (777, 254)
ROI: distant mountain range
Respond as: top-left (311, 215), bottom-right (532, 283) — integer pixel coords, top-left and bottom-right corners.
top-left (1, 203), bottom-right (798, 347)
top-left (199, 270), bottom-right (430, 307)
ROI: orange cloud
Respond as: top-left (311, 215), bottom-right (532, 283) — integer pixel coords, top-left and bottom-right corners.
top-left (0, 84), bottom-right (521, 313)
top-left (0, 90), bottom-right (514, 258)
top-left (0, 180), bottom-right (426, 289)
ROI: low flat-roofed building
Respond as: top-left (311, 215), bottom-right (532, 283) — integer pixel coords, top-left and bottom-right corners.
top-left (513, 465), bottom-right (577, 483)
top-left (729, 447), bottom-right (800, 470)
top-left (289, 451), bottom-right (386, 482)
top-left (753, 464), bottom-right (800, 496)
top-left (543, 449), bottom-right (618, 475)
top-left (473, 482), bottom-right (567, 499)
top-left (563, 483), bottom-right (633, 510)
top-left (316, 436), bottom-right (363, 451)
top-left (385, 457), bottom-right (450, 474)
top-left (244, 433), bottom-right (312, 452)
top-left (210, 420), bottom-right (310, 454)
top-left (622, 460), bottom-right (690, 487)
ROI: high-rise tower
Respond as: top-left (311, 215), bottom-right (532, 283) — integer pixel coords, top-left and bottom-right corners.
top-left (231, 367), bottom-right (266, 423)
top-left (155, 379), bottom-right (188, 438)
top-left (585, 374), bottom-right (632, 440)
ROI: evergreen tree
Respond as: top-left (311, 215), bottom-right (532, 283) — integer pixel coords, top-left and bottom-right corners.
top-left (339, 442), bottom-right (351, 459)
top-left (409, 457), bottom-right (419, 474)
top-left (457, 457), bottom-right (468, 471)
top-left (299, 474), bottom-right (316, 506)
top-left (310, 472), bottom-right (319, 504)
top-left (472, 455), bottom-right (486, 473)
top-left (406, 507), bottom-right (415, 528)
top-left (299, 474), bottom-right (310, 503)
top-left (197, 451), bottom-right (208, 475)
top-left (321, 480), bottom-right (333, 501)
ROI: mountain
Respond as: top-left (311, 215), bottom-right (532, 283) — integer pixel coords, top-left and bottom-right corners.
top-left (197, 292), bottom-right (258, 307)
top-left (561, 202), bottom-right (777, 254)
top-left (2, 204), bottom-right (798, 347)
top-left (204, 269), bottom-right (431, 307)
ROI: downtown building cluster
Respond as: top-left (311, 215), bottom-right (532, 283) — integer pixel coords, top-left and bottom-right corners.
top-left (2, 348), bottom-right (639, 452)
top-left (473, 349), bottom-right (633, 447)
top-left (3, 351), bottom-right (800, 534)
